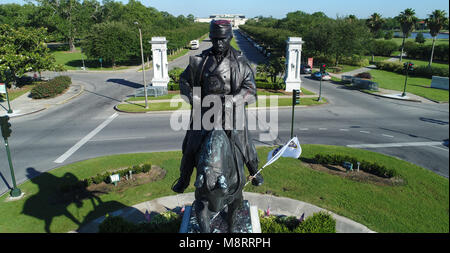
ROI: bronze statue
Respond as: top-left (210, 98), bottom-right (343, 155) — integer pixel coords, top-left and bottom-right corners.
top-left (172, 20), bottom-right (263, 233)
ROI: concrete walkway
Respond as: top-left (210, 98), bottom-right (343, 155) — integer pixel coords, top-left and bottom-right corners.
top-left (73, 192), bottom-right (375, 233)
top-left (0, 82), bottom-right (85, 118)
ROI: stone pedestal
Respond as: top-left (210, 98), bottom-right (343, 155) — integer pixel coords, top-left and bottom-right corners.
top-left (150, 37), bottom-right (170, 87)
top-left (284, 37), bottom-right (304, 92)
top-left (179, 200), bottom-right (261, 233)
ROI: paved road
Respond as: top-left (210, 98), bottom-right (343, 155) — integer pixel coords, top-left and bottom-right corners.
top-left (1, 30), bottom-right (448, 196)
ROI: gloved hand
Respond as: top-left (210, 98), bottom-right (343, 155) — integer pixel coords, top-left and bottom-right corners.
top-left (251, 173), bottom-right (264, 186)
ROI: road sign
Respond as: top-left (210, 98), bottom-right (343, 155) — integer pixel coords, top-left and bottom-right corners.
top-left (99, 58), bottom-right (103, 63)
top-left (308, 58), bottom-right (313, 69)
top-left (0, 83), bottom-right (6, 94)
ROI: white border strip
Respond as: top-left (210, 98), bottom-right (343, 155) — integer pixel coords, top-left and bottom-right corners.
top-left (347, 141), bottom-right (443, 149)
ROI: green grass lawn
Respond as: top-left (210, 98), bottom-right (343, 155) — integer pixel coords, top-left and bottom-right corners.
top-left (395, 58), bottom-right (449, 69)
top-left (52, 47), bottom-right (134, 71)
top-left (369, 69), bottom-right (449, 102)
top-left (0, 145), bottom-right (447, 233)
top-left (1, 85), bottom-right (35, 102)
top-left (389, 37), bottom-right (449, 46)
top-left (231, 37), bottom-right (240, 51)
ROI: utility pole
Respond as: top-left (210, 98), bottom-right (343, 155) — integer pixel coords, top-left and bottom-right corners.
top-left (135, 22), bottom-right (148, 109)
top-left (291, 89), bottom-right (300, 139)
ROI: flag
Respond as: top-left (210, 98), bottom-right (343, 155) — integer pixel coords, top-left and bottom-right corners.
top-left (144, 210), bottom-right (151, 222)
top-left (299, 213), bottom-right (305, 223)
top-left (266, 137), bottom-right (302, 167)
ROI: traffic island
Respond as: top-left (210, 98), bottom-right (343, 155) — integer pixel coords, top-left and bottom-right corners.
top-left (0, 145), bottom-right (448, 233)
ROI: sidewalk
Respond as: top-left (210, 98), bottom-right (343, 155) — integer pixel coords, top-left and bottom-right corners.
top-left (0, 82), bottom-right (84, 118)
top-left (72, 192), bottom-right (375, 233)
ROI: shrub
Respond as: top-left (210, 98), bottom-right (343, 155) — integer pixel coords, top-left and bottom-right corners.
top-left (404, 41), bottom-right (449, 62)
top-left (260, 211), bottom-right (336, 233)
top-left (371, 40), bottom-right (399, 56)
top-left (168, 67), bottom-right (184, 83)
top-left (98, 211), bottom-right (182, 233)
top-left (375, 60), bottom-right (449, 78)
top-left (341, 55), bottom-right (370, 67)
top-left (30, 75), bottom-right (71, 99)
top-left (313, 154), bottom-right (397, 178)
top-left (293, 212), bottom-right (336, 233)
top-left (415, 32), bottom-right (426, 44)
top-left (384, 31), bottom-right (394, 40)
top-left (168, 82), bottom-right (180, 91)
top-left (355, 72), bottom-right (372, 79)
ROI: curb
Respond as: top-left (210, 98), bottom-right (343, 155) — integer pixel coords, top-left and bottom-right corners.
top-left (358, 90), bottom-right (423, 103)
top-left (56, 83), bottom-right (85, 105)
top-left (2, 83), bottom-right (85, 119)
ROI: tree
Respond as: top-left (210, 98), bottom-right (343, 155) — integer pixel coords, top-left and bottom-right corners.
top-left (384, 30), bottom-right (394, 40)
top-left (330, 17), bottom-right (371, 66)
top-left (366, 13), bottom-right (385, 61)
top-left (415, 32), bottom-right (425, 44)
top-left (32, 0), bottom-right (83, 52)
top-left (82, 21), bottom-right (136, 68)
top-left (396, 8), bottom-right (418, 61)
top-left (0, 24), bottom-right (59, 88)
top-left (425, 9), bottom-right (448, 66)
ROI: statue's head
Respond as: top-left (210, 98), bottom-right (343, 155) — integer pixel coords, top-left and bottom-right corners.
top-left (209, 20), bottom-right (233, 54)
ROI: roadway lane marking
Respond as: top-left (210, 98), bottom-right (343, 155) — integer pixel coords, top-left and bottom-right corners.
top-left (347, 141), bottom-right (443, 149)
top-left (54, 113), bottom-right (119, 163)
top-left (319, 128), bottom-right (327, 130)
top-left (339, 129), bottom-right (349, 131)
top-left (89, 136), bottom-right (147, 142)
top-left (428, 145), bottom-right (449, 152)
top-left (299, 128), bottom-right (309, 131)
top-left (382, 134), bottom-right (394, 138)
top-left (359, 131), bottom-right (371, 134)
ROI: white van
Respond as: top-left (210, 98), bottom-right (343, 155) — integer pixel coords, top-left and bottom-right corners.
top-left (190, 40), bottom-right (199, 50)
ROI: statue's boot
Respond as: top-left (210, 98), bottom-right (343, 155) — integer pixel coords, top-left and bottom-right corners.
top-left (172, 156), bottom-right (194, 193)
top-left (227, 195), bottom-right (243, 233)
top-left (195, 200), bottom-right (211, 233)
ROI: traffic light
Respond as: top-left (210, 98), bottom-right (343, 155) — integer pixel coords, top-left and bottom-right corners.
top-left (0, 115), bottom-right (12, 139)
top-left (320, 63), bottom-right (327, 73)
top-left (292, 89), bottom-right (300, 105)
top-left (404, 62), bottom-right (415, 72)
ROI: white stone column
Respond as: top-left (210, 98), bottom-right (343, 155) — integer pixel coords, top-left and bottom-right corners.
top-left (284, 37), bottom-right (304, 92)
top-left (150, 37), bottom-right (170, 87)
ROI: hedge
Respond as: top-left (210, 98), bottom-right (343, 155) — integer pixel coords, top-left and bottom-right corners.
top-left (59, 163), bottom-right (152, 193)
top-left (30, 75), bottom-right (71, 99)
top-left (313, 154), bottom-right (397, 178)
top-left (375, 61), bottom-right (449, 78)
top-left (371, 40), bottom-right (399, 57)
top-left (98, 211), bottom-right (181, 233)
top-left (98, 210), bottom-right (336, 233)
top-left (260, 211), bottom-right (336, 233)
top-left (404, 41), bottom-right (449, 62)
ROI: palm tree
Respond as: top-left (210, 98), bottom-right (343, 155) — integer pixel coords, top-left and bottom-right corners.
top-left (395, 8), bottom-right (418, 62)
top-left (366, 13), bottom-right (384, 62)
top-left (425, 10), bottom-right (448, 66)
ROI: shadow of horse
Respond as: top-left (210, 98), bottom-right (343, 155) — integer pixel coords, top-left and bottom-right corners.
top-left (21, 167), bottom-right (130, 233)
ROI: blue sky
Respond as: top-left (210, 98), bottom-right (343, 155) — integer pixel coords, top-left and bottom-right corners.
top-left (2, 0), bottom-right (449, 19)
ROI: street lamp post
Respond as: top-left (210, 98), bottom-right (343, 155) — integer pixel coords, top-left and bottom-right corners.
top-left (135, 22), bottom-right (148, 109)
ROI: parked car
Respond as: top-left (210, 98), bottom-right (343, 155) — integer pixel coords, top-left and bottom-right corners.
top-left (300, 64), bottom-right (312, 74)
top-left (311, 71), bottom-right (331, 81)
top-left (189, 40), bottom-right (199, 50)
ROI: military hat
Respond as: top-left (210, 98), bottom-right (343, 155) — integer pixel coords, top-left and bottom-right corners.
top-left (209, 20), bottom-right (233, 38)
